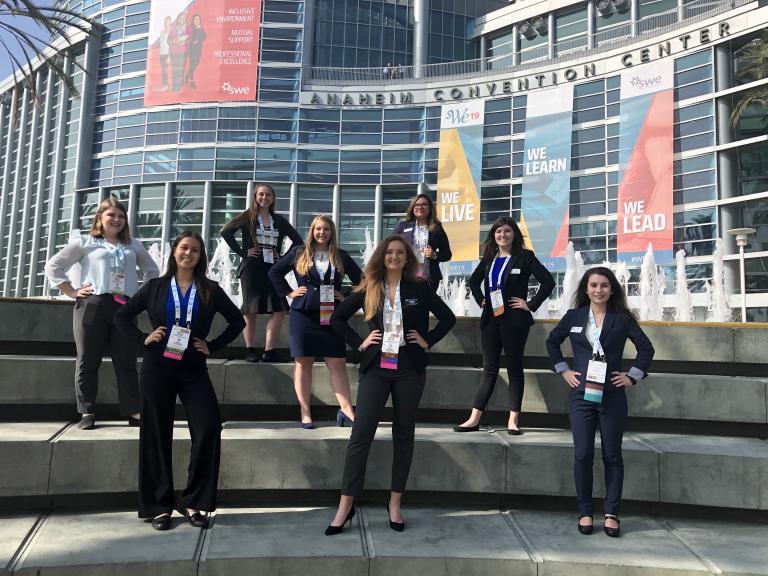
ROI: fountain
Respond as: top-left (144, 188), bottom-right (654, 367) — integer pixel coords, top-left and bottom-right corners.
top-left (674, 249), bottom-right (694, 322)
top-left (639, 244), bottom-right (665, 321)
top-left (207, 239), bottom-right (242, 308)
top-left (147, 242), bottom-right (170, 275)
top-left (707, 238), bottom-right (731, 322)
top-left (559, 242), bottom-right (585, 316)
top-left (362, 228), bottom-right (376, 266)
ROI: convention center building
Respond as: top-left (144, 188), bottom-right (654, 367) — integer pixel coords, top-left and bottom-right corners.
top-left (0, 0), bottom-right (766, 320)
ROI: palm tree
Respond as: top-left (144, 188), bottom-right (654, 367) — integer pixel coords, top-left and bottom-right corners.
top-left (730, 32), bottom-right (768, 131)
top-left (0, 0), bottom-right (92, 99)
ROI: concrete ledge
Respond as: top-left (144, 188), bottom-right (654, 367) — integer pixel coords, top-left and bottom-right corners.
top-left (0, 423), bottom-right (65, 497)
top-left (4, 507), bottom-right (768, 576)
top-left (3, 357), bottom-right (766, 425)
top-left (4, 422), bottom-right (768, 511)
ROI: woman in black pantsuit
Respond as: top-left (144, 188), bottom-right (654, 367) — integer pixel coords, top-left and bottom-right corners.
top-left (115, 232), bottom-right (245, 531)
top-left (221, 183), bottom-right (302, 362)
top-left (391, 193), bottom-right (452, 291)
top-left (268, 215), bottom-right (362, 428)
top-left (546, 267), bottom-right (654, 537)
top-left (454, 216), bottom-right (555, 434)
top-left (326, 235), bottom-right (456, 535)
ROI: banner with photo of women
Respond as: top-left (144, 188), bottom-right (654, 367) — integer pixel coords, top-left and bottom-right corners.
top-left (617, 59), bottom-right (674, 265)
top-left (436, 100), bottom-right (485, 262)
top-left (144, 0), bottom-right (261, 106)
top-left (520, 84), bottom-right (574, 271)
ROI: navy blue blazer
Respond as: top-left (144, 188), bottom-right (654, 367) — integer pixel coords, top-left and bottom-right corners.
top-left (546, 306), bottom-right (655, 392)
top-left (392, 220), bottom-right (452, 283)
top-left (331, 279), bottom-right (456, 373)
top-left (468, 249), bottom-right (555, 328)
top-left (268, 246), bottom-right (362, 312)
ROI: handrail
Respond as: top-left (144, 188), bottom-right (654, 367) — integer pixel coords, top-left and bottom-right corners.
top-left (305, 0), bottom-right (751, 86)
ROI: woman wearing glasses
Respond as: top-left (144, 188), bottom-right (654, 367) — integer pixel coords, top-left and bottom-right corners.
top-left (392, 193), bottom-right (452, 292)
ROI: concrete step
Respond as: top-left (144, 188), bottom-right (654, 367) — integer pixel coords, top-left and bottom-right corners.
top-left (2, 356), bottom-right (766, 426)
top-left (2, 422), bottom-right (767, 511)
top-left (2, 506), bottom-right (768, 575)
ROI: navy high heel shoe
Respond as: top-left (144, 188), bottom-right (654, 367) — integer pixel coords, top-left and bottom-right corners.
top-left (336, 409), bottom-right (354, 427)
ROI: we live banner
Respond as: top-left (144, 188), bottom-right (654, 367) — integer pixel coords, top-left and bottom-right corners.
top-left (617, 60), bottom-right (674, 265)
top-left (436, 101), bottom-right (484, 261)
top-left (144, 0), bottom-right (261, 106)
top-left (520, 85), bottom-right (574, 271)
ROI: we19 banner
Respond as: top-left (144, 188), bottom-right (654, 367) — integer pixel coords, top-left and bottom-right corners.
top-left (520, 85), bottom-right (573, 271)
top-left (436, 101), bottom-right (484, 261)
top-left (617, 60), bottom-right (674, 265)
top-left (144, 0), bottom-right (261, 106)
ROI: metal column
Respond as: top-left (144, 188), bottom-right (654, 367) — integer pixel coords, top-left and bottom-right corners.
top-left (74, 30), bottom-right (101, 191)
top-left (332, 184), bottom-right (341, 226)
top-left (413, 0), bottom-right (429, 79)
top-left (161, 181), bottom-right (173, 249)
top-left (587, 0), bottom-right (595, 49)
top-left (548, 13), bottom-right (556, 59)
top-left (202, 180), bottom-right (212, 249)
top-left (374, 184), bottom-right (383, 244)
top-left (0, 88), bottom-right (18, 293)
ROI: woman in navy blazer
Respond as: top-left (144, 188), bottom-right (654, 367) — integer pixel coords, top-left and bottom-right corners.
top-left (269, 215), bottom-right (362, 428)
top-left (546, 267), bottom-right (654, 537)
top-left (391, 193), bottom-right (452, 291)
top-left (325, 235), bottom-right (455, 535)
top-left (454, 216), bottom-right (555, 434)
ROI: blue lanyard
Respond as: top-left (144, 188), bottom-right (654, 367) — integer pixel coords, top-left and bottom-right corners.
top-left (488, 256), bottom-right (510, 292)
top-left (588, 308), bottom-right (605, 360)
top-left (171, 277), bottom-right (197, 328)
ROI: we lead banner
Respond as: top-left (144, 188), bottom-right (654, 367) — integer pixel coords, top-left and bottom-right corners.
top-left (144, 0), bottom-right (261, 107)
top-left (617, 60), bottom-right (674, 265)
top-left (436, 101), bottom-right (484, 261)
top-left (520, 85), bottom-right (573, 271)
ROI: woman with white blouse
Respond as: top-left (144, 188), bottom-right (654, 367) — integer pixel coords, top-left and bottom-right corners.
top-left (45, 198), bottom-right (159, 429)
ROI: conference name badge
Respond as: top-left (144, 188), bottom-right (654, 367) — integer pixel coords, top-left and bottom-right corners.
top-left (110, 272), bottom-right (126, 304)
top-left (584, 359), bottom-right (608, 404)
top-left (262, 248), bottom-right (274, 264)
top-left (490, 289), bottom-right (505, 317)
top-left (164, 324), bottom-right (191, 361)
top-left (319, 284), bottom-right (335, 326)
top-left (380, 330), bottom-right (400, 370)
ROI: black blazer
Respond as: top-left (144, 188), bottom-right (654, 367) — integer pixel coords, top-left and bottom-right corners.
top-left (392, 220), bottom-right (452, 283)
top-left (220, 212), bottom-right (303, 278)
top-left (468, 249), bottom-right (555, 328)
top-left (114, 276), bottom-right (246, 365)
top-left (331, 279), bottom-right (456, 373)
top-left (546, 306), bottom-right (655, 393)
top-left (268, 246), bottom-right (362, 312)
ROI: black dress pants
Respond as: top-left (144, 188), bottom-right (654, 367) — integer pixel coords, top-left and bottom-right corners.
top-left (341, 364), bottom-right (426, 497)
top-left (138, 355), bottom-right (221, 518)
top-left (473, 321), bottom-right (530, 412)
top-left (73, 294), bottom-right (140, 416)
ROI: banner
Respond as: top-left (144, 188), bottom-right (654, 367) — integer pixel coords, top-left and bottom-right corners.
top-left (617, 60), bottom-right (674, 265)
top-left (144, 0), bottom-right (260, 106)
top-left (436, 101), bottom-right (484, 262)
top-left (520, 85), bottom-right (573, 271)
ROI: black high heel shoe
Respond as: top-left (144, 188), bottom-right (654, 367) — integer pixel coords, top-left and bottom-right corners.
top-left (387, 504), bottom-right (405, 532)
top-left (604, 514), bottom-right (621, 537)
top-left (577, 515), bottom-right (593, 535)
top-left (336, 409), bottom-right (354, 427)
top-left (325, 505), bottom-right (356, 535)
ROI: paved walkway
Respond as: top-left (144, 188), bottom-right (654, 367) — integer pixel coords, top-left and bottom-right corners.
top-left (3, 506), bottom-right (768, 575)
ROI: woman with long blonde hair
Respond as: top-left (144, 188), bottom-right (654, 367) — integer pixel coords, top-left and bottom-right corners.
top-left (325, 235), bottom-right (455, 535)
top-left (221, 183), bottom-right (302, 362)
top-left (269, 215), bottom-right (361, 428)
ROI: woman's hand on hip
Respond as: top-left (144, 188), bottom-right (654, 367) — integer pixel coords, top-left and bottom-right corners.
top-left (246, 247), bottom-right (260, 258)
top-left (508, 297), bottom-right (530, 311)
top-left (144, 326), bottom-right (166, 346)
top-left (360, 330), bottom-right (382, 351)
top-left (611, 371), bottom-right (634, 388)
top-left (289, 286), bottom-right (307, 299)
top-left (193, 338), bottom-right (210, 356)
top-left (406, 330), bottom-right (428, 349)
top-left (74, 282), bottom-right (94, 299)
top-left (562, 370), bottom-right (581, 388)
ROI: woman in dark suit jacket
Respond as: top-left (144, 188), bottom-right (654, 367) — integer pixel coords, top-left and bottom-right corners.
top-left (115, 232), bottom-right (245, 531)
top-left (325, 235), bottom-right (456, 535)
top-left (269, 215), bottom-right (362, 428)
top-left (221, 183), bottom-right (303, 362)
top-left (546, 267), bottom-right (654, 537)
top-left (455, 216), bottom-right (555, 434)
top-left (392, 193), bottom-right (452, 291)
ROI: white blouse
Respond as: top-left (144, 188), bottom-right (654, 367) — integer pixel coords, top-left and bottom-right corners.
top-left (45, 234), bottom-right (159, 297)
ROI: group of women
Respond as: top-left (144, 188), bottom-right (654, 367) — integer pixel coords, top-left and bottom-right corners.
top-left (45, 184), bottom-right (654, 539)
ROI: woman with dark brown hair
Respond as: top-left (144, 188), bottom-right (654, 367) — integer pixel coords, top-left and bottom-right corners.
top-left (45, 197), bottom-right (159, 430)
top-left (221, 183), bottom-right (302, 362)
top-left (115, 232), bottom-right (245, 531)
top-left (325, 235), bottom-right (455, 535)
top-left (269, 215), bottom-right (361, 428)
top-left (392, 193), bottom-right (452, 291)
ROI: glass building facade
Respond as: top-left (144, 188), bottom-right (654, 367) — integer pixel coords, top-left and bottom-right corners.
top-left (0, 0), bottom-right (766, 320)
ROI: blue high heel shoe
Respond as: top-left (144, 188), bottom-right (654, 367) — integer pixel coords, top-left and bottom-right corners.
top-left (336, 409), bottom-right (354, 427)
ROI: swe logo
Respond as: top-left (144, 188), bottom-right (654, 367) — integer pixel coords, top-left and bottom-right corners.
top-left (629, 75), bottom-right (663, 90)
top-left (221, 82), bottom-right (251, 95)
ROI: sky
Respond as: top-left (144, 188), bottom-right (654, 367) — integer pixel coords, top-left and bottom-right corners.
top-left (0, 0), bottom-right (58, 82)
